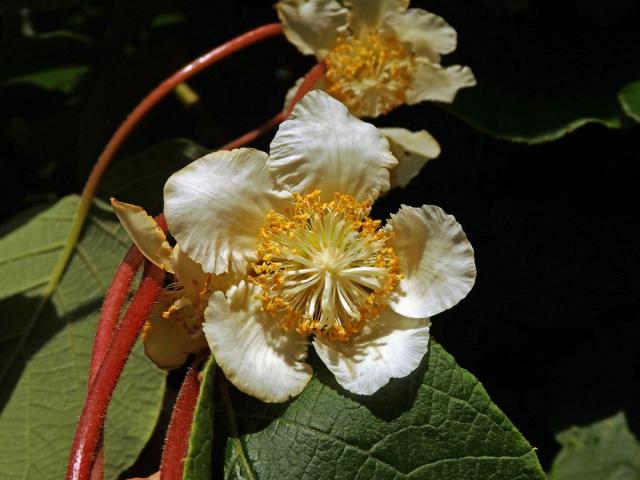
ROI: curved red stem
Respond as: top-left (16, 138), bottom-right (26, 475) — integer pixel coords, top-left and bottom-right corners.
top-left (159, 368), bottom-right (200, 480)
top-left (81, 23), bottom-right (282, 209)
top-left (68, 261), bottom-right (165, 480)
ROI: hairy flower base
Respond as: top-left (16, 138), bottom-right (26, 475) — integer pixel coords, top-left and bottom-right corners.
top-left (252, 191), bottom-right (401, 341)
top-left (324, 33), bottom-right (414, 117)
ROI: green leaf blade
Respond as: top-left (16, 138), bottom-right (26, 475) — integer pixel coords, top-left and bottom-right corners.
top-left (0, 196), bottom-right (165, 479)
top-left (184, 341), bottom-right (544, 479)
top-left (549, 412), bottom-right (640, 480)
top-left (446, 87), bottom-right (625, 145)
top-left (183, 358), bottom-right (216, 480)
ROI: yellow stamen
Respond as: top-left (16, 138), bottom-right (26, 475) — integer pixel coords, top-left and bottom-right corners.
top-left (252, 191), bottom-right (401, 341)
top-left (324, 33), bottom-right (414, 117)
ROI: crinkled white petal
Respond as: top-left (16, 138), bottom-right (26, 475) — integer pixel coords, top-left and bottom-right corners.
top-left (313, 308), bottom-right (430, 395)
top-left (142, 308), bottom-right (207, 370)
top-left (110, 199), bottom-right (173, 273)
top-left (277, 0), bottom-right (348, 58)
top-left (164, 149), bottom-right (291, 275)
top-left (407, 59), bottom-right (476, 104)
top-left (269, 90), bottom-right (397, 202)
top-left (380, 127), bottom-right (441, 189)
top-left (384, 8), bottom-right (457, 63)
top-left (347, 0), bottom-right (409, 35)
top-left (203, 281), bottom-right (313, 403)
top-left (387, 205), bottom-right (476, 318)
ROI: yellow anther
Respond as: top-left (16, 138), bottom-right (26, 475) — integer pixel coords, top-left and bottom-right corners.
top-left (324, 33), bottom-right (414, 117)
top-left (255, 190), bottom-right (400, 341)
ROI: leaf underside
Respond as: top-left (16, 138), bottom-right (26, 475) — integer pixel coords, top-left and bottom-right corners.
top-left (0, 196), bottom-right (165, 479)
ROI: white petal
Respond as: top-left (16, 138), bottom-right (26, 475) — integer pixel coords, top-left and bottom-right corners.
top-left (407, 59), bottom-right (477, 105)
top-left (347, 0), bottom-right (409, 35)
top-left (164, 149), bottom-right (290, 275)
top-left (276, 0), bottom-right (348, 58)
top-left (313, 309), bottom-right (430, 395)
top-left (380, 127), bottom-right (441, 189)
top-left (142, 308), bottom-right (208, 370)
top-left (387, 205), bottom-right (476, 318)
top-left (171, 246), bottom-right (208, 301)
top-left (110, 199), bottom-right (173, 273)
top-left (269, 90), bottom-right (398, 202)
top-left (203, 281), bottom-right (313, 403)
top-left (384, 8), bottom-right (457, 62)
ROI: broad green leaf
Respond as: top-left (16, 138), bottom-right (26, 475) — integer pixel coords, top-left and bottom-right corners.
top-left (183, 358), bottom-right (216, 480)
top-left (619, 81), bottom-right (640, 123)
top-left (0, 195), bottom-right (165, 479)
top-left (549, 412), bottom-right (640, 480)
top-left (187, 342), bottom-right (544, 479)
top-left (445, 87), bottom-right (625, 145)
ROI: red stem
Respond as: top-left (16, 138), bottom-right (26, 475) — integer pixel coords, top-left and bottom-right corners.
top-left (82, 23), bottom-right (283, 210)
top-left (159, 368), bottom-right (200, 480)
top-left (88, 246), bottom-right (144, 385)
top-left (285, 63), bottom-right (326, 116)
top-left (221, 62), bottom-right (325, 150)
top-left (67, 261), bottom-right (165, 480)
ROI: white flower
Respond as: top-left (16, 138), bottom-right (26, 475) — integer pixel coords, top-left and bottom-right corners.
top-left (111, 199), bottom-right (235, 370)
top-left (163, 91), bottom-right (476, 402)
top-left (277, 0), bottom-right (474, 187)
top-left (277, 0), bottom-right (476, 118)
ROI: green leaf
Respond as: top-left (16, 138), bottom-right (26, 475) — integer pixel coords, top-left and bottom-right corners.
top-left (183, 358), bottom-right (216, 480)
top-left (445, 87), bottom-right (625, 145)
top-left (549, 412), bottom-right (640, 480)
top-left (187, 341), bottom-right (544, 479)
top-left (0, 31), bottom-right (94, 85)
top-left (619, 81), bottom-right (640, 123)
top-left (2, 65), bottom-right (90, 92)
top-left (0, 195), bottom-right (165, 479)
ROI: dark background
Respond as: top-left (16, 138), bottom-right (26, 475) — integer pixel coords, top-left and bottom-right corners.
top-left (1, 0), bottom-right (639, 472)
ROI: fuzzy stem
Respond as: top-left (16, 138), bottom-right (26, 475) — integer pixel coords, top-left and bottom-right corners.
top-left (88, 246), bottom-right (144, 385)
top-left (67, 261), bottom-right (165, 480)
top-left (159, 368), bottom-right (200, 480)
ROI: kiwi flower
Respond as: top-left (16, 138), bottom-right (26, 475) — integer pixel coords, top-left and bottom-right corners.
top-left (163, 91), bottom-right (476, 402)
top-left (277, 0), bottom-right (475, 187)
top-left (111, 200), bottom-right (235, 370)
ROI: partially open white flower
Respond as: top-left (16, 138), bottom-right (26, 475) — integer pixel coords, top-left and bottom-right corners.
top-left (111, 199), bottom-right (235, 370)
top-left (163, 91), bottom-right (476, 402)
top-left (277, 0), bottom-right (476, 118)
top-left (277, 0), bottom-right (473, 187)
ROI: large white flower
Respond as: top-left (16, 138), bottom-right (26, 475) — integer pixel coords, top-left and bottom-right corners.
top-left (277, 0), bottom-right (474, 187)
top-left (164, 91), bottom-right (476, 402)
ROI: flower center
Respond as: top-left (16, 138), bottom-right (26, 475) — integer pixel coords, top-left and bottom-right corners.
top-left (155, 275), bottom-right (214, 335)
top-left (252, 191), bottom-right (401, 341)
top-left (324, 33), bottom-right (414, 117)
